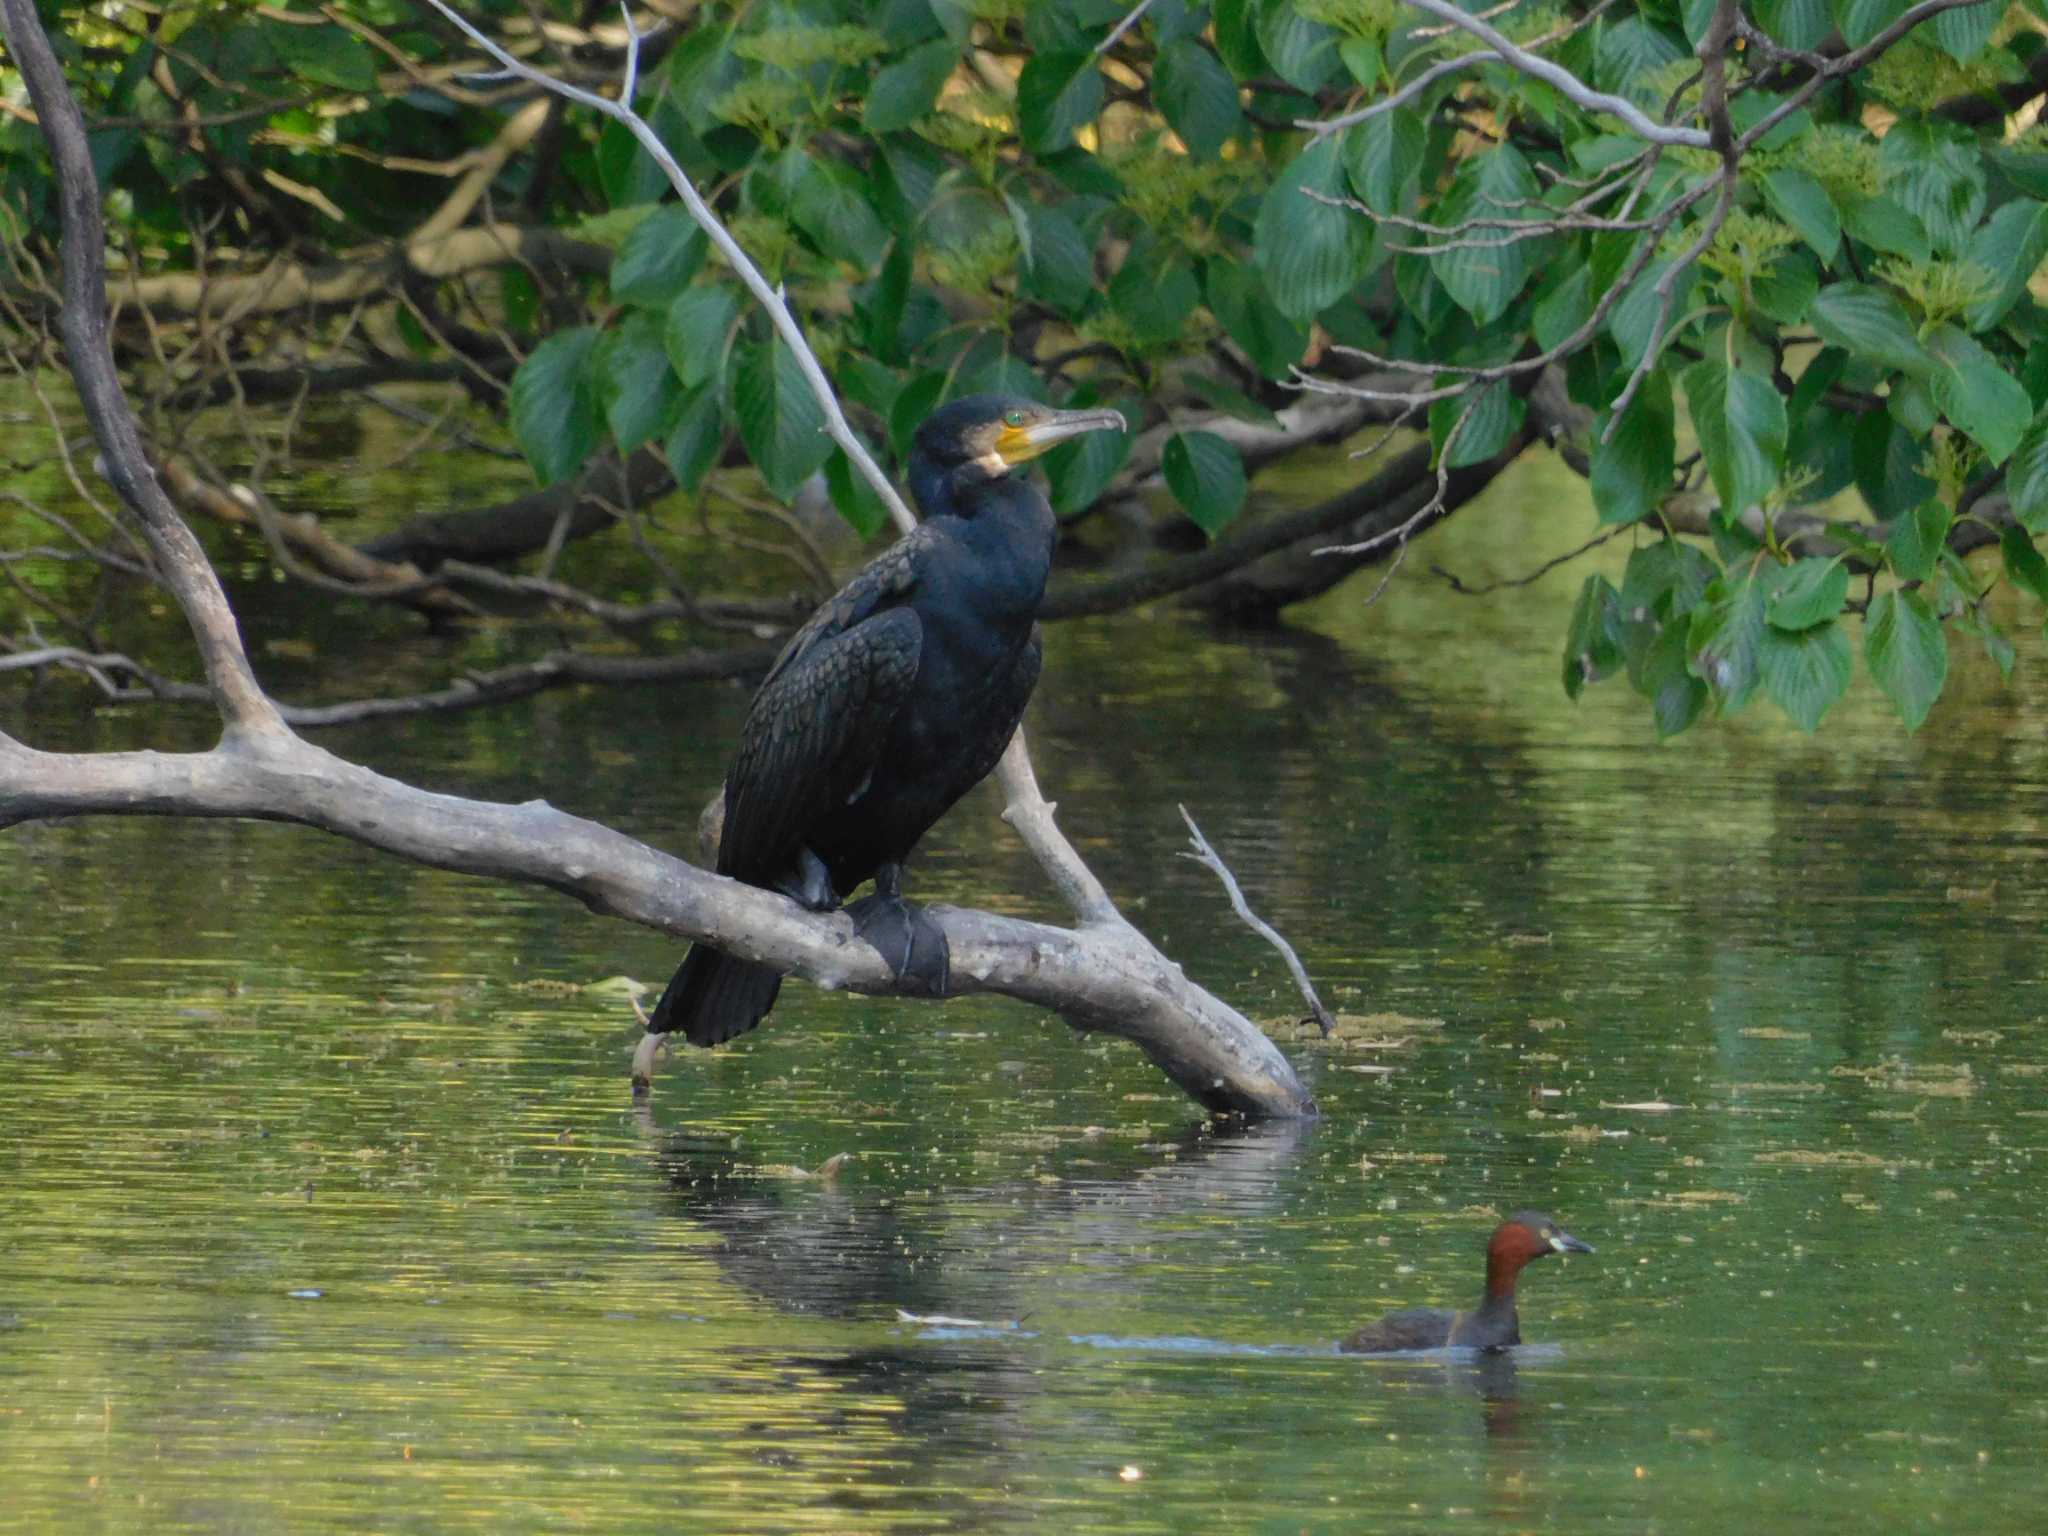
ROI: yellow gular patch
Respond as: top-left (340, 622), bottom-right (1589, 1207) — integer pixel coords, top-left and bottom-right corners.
top-left (994, 423), bottom-right (1039, 464)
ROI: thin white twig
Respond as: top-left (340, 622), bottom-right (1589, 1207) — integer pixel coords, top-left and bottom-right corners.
top-left (1095, 0), bottom-right (1158, 55)
top-left (1393, 0), bottom-right (1711, 148)
top-left (618, 3), bottom-right (639, 105)
top-left (1178, 805), bottom-right (1335, 1039)
top-left (419, 0), bottom-right (918, 535)
top-left (1305, 0), bottom-right (1625, 136)
top-left (1307, 52), bottom-right (1498, 134)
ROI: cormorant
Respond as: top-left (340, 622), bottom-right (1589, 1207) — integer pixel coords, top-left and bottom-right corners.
top-left (648, 393), bottom-right (1128, 1047)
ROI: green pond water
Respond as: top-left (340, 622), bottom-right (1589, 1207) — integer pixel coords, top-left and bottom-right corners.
top-left (6, 446), bottom-right (2048, 1532)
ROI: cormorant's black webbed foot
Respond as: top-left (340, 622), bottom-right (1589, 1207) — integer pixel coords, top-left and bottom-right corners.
top-left (845, 863), bottom-right (949, 996)
top-left (771, 845), bottom-right (839, 912)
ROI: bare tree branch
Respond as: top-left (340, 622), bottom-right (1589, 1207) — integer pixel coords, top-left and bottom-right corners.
top-left (0, 0), bottom-right (281, 737)
top-left (1095, 0), bottom-right (1159, 56)
top-left (0, 728), bottom-right (1310, 1115)
top-left (1393, 0), bottom-right (1712, 148)
top-left (1178, 806), bottom-right (1334, 1038)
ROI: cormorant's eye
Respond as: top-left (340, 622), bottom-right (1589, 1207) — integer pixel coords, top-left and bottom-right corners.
top-left (1003, 409), bottom-right (1027, 428)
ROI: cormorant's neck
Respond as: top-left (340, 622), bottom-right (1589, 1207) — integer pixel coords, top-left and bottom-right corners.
top-left (908, 458), bottom-right (1007, 522)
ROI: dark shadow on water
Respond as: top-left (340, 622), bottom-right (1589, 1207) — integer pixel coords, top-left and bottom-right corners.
top-left (652, 1116), bottom-right (1317, 1324)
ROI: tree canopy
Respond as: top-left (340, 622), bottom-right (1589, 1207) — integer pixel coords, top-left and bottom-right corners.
top-left (8, 0), bottom-right (2048, 739)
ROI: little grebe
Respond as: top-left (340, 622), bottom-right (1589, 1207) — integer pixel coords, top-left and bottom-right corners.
top-left (1340, 1211), bottom-right (1592, 1354)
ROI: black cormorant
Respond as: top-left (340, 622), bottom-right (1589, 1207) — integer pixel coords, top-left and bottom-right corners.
top-left (648, 393), bottom-right (1128, 1047)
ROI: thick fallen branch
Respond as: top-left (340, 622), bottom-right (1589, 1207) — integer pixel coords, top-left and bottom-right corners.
top-left (0, 729), bottom-right (1307, 1114)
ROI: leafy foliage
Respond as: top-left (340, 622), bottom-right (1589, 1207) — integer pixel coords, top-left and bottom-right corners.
top-left (20, 0), bottom-right (2048, 744)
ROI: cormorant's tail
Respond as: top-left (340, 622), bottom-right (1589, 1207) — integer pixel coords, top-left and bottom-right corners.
top-left (648, 944), bottom-right (783, 1046)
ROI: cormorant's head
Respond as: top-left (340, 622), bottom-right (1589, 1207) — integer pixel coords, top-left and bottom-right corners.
top-left (912, 394), bottom-right (1128, 484)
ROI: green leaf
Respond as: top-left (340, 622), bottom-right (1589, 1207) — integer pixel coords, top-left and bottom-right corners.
top-left (1755, 0), bottom-right (1832, 49)
top-left (664, 286), bottom-right (740, 390)
top-left (860, 238), bottom-right (911, 361)
top-left (598, 118), bottom-right (670, 210)
top-left (1622, 537), bottom-right (1716, 618)
top-left (1155, 38), bottom-right (1242, 159)
top-left (597, 313), bottom-right (685, 453)
top-left (1431, 146), bottom-right (1540, 325)
top-left (1842, 195), bottom-right (1930, 261)
top-left (864, 38), bottom-right (958, 132)
top-left (1017, 50), bottom-right (1103, 154)
top-left (662, 386), bottom-right (725, 492)
top-left (1686, 357), bottom-right (1787, 516)
top-left (788, 159), bottom-right (890, 268)
top-left (1932, 0), bottom-right (2000, 60)
top-left (1255, 0), bottom-right (1338, 91)
top-left (1432, 381), bottom-right (1524, 469)
top-left (1595, 17), bottom-right (1686, 102)
top-left (1965, 199), bottom-right (2048, 331)
top-left (1808, 283), bottom-right (1934, 375)
top-left (1255, 137), bottom-right (1376, 322)
top-left (509, 328), bottom-right (601, 486)
top-left (1610, 259), bottom-right (1696, 370)
top-left (1563, 574), bottom-right (1625, 698)
top-left (1759, 620), bottom-right (1853, 732)
top-left (1644, 619), bottom-right (1709, 739)
top-left (1339, 33), bottom-right (1382, 87)
top-left (1533, 263), bottom-right (1593, 352)
top-left (2007, 414), bottom-right (2048, 532)
top-left (1163, 431), bottom-right (1248, 534)
top-left (1864, 589), bottom-right (1947, 730)
top-left (269, 23), bottom-right (376, 91)
top-left (1590, 371), bottom-right (1675, 526)
top-left (1344, 108), bottom-right (1423, 214)
top-left (1183, 373), bottom-right (1281, 427)
top-left (825, 446), bottom-right (891, 538)
top-left (1750, 250), bottom-right (1819, 325)
top-left (1211, 0), bottom-right (1265, 76)
top-left (1111, 237), bottom-right (1201, 343)
top-left (1882, 120), bottom-right (1986, 256)
top-left (1856, 414), bottom-right (1937, 519)
top-left (1689, 572), bottom-right (1769, 715)
top-left (1956, 603), bottom-right (2015, 680)
top-left (1765, 557), bottom-right (1849, 631)
top-left (1887, 500), bottom-right (1952, 583)
top-left (1990, 147), bottom-right (2048, 201)
top-left (1835, 0), bottom-right (1905, 48)
top-left (610, 207), bottom-right (707, 309)
top-left (888, 372), bottom-right (950, 460)
top-left (2002, 524), bottom-right (2048, 603)
top-left (1205, 261), bottom-right (1309, 378)
top-left (1015, 200), bottom-right (1096, 314)
top-left (1928, 325), bottom-right (2032, 464)
top-left (1761, 169), bottom-right (1840, 262)
top-left (1889, 374), bottom-right (1937, 438)
top-left (733, 337), bottom-right (832, 501)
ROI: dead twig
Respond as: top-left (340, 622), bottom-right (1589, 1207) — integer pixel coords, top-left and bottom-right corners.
top-left (1178, 805), bottom-right (1335, 1039)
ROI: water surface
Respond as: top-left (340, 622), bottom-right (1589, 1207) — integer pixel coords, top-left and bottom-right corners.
top-left (5, 446), bottom-right (2047, 1531)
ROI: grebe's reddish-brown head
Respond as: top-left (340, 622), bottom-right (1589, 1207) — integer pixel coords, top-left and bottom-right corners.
top-left (1485, 1211), bottom-right (1593, 1297)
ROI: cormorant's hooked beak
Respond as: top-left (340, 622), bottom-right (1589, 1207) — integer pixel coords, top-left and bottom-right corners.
top-left (1549, 1229), bottom-right (1593, 1255)
top-left (996, 406), bottom-right (1128, 466)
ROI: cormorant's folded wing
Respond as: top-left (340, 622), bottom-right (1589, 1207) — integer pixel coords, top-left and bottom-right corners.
top-left (718, 605), bottom-right (922, 882)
